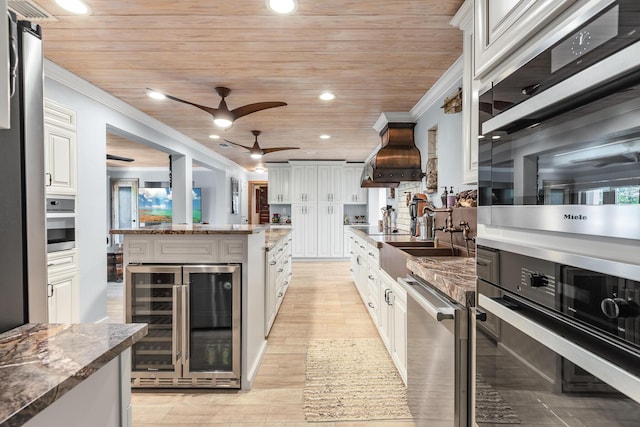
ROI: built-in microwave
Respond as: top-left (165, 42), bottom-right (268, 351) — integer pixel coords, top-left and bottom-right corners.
top-left (46, 197), bottom-right (75, 252)
top-left (478, 0), bottom-right (640, 241)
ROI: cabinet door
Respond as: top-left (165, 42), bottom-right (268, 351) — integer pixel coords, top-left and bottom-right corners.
top-left (343, 165), bottom-right (367, 204)
top-left (267, 167), bottom-right (281, 204)
top-left (265, 251), bottom-right (278, 336)
top-left (378, 276), bottom-right (393, 351)
top-left (47, 271), bottom-right (78, 323)
top-left (291, 165), bottom-right (317, 203)
top-left (317, 204), bottom-right (344, 258)
top-left (317, 165), bottom-right (343, 203)
top-left (291, 204), bottom-right (317, 258)
top-left (279, 167), bottom-right (291, 203)
top-left (44, 123), bottom-right (77, 195)
top-left (391, 285), bottom-right (407, 383)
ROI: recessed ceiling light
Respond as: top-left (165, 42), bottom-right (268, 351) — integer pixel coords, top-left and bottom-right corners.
top-left (209, 134), bottom-right (221, 139)
top-left (55, 0), bottom-right (90, 15)
top-left (266, 0), bottom-right (297, 15)
top-left (320, 134), bottom-right (331, 140)
top-left (319, 92), bottom-right (335, 101)
top-left (148, 90), bottom-right (166, 100)
top-left (306, 150), bottom-right (317, 155)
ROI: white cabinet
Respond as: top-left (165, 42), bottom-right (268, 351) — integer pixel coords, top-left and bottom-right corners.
top-left (317, 204), bottom-right (344, 258)
top-left (265, 233), bottom-right (292, 336)
top-left (317, 163), bottom-right (344, 203)
top-left (47, 249), bottom-right (79, 323)
top-left (291, 204), bottom-right (318, 257)
top-left (378, 270), bottom-right (407, 384)
top-left (44, 100), bottom-right (77, 195)
top-left (342, 164), bottom-right (368, 204)
top-left (291, 163), bottom-right (317, 203)
top-left (474, 0), bottom-right (576, 77)
top-left (1, 0), bottom-right (9, 129)
top-left (267, 164), bottom-right (291, 204)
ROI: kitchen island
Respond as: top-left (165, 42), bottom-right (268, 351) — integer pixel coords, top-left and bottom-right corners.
top-left (0, 322), bottom-right (147, 427)
top-left (111, 224), bottom-right (268, 390)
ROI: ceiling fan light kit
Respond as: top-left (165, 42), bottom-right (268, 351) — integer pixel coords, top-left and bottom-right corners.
top-left (225, 130), bottom-right (300, 160)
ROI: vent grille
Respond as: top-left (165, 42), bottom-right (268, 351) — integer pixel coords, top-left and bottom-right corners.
top-left (8, 0), bottom-right (57, 21)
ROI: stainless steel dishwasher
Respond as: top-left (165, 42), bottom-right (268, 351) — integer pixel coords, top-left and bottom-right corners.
top-left (399, 276), bottom-right (470, 427)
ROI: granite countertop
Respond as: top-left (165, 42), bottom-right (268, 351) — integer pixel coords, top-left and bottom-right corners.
top-left (407, 256), bottom-right (476, 307)
top-left (110, 223), bottom-right (267, 235)
top-left (265, 228), bottom-right (292, 251)
top-left (0, 323), bottom-right (147, 426)
top-left (350, 225), bottom-right (421, 248)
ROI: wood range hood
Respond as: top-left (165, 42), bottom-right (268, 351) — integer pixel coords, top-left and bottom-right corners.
top-left (360, 118), bottom-right (424, 188)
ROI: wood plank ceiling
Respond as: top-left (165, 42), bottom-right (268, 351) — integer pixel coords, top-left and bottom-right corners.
top-left (34, 0), bottom-right (464, 170)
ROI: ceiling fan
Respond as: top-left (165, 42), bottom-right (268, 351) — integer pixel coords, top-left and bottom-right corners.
top-left (224, 130), bottom-right (300, 159)
top-left (147, 86), bottom-right (287, 128)
top-left (571, 151), bottom-right (640, 168)
top-left (106, 154), bottom-right (134, 162)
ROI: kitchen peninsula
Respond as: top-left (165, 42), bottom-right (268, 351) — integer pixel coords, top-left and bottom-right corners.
top-left (111, 224), bottom-right (269, 390)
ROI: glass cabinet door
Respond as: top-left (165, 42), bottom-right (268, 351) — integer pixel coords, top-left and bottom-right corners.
top-left (126, 265), bottom-right (182, 376)
top-left (183, 265), bottom-right (241, 379)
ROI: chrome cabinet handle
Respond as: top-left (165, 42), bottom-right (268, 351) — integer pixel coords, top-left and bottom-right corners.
top-left (368, 275), bottom-right (374, 280)
top-left (270, 261), bottom-right (277, 266)
top-left (368, 302), bottom-right (375, 309)
top-left (45, 172), bottom-right (52, 186)
top-left (47, 283), bottom-right (54, 298)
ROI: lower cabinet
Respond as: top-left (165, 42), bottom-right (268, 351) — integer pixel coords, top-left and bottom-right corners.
top-left (291, 204), bottom-right (318, 257)
top-left (265, 234), bottom-right (292, 336)
top-left (47, 249), bottom-right (79, 323)
top-left (348, 230), bottom-right (407, 384)
top-left (317, 203), bottom-right (344, 258)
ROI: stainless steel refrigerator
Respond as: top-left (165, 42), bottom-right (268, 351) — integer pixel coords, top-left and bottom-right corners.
top-left (126, 264), bottom-right (241, 388)
top-left (0, 11), bottom-right (47, 333)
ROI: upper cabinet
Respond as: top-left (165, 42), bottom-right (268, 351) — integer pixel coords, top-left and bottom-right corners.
top-left (317, 162), bottom-right (345, 203)
top-left (290, 162), bottom-right (318, 203)
top-left (474, 0), bottom-right (577, 78)
top-left (44, 99), bottom-right (77, 195)
top-left (267, 164), bottom-right (291, 204)
top-left (342, 164), bottom-right (367, 204)
top-left (1, 0), bottom-right (9, 129)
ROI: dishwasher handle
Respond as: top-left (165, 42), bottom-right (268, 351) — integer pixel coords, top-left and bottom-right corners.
top-left (399, 277), bottom-right (455, 321)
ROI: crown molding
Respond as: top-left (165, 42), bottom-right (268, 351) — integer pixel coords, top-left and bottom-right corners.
top-left (410, 55), bottom-right (463, 120)
top-left (450, 0), bottom-right (473, 31)
top-left (44, 59), bottom-right (243, 172)
top-left (372, 112), bottom-right (415, 133)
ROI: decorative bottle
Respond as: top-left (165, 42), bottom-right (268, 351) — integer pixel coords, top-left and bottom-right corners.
top-left (447, 187), bottom-right (456, 208)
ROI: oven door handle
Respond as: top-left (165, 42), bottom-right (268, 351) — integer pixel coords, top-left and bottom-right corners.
top-left (479, 294), bottom-right (640, 403)
top-left (399, 277), bottom-right (455, 321)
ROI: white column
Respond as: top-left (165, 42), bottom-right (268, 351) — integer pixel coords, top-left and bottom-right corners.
top-left (171, 154), bottom-right (193, 224)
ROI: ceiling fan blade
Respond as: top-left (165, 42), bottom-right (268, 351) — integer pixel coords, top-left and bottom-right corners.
top-left (261, 147), bottom-right (300, 154)
top-left (107, 154), bottom-right (134, 162)
top-left (223, 139), bottom-right (254, 151)
top-left (231, 101), bottom-right (287, 120)
top-left (148, 88), bottom-right (219, 116)
top-left (572, 153), bottom-right (640, 168)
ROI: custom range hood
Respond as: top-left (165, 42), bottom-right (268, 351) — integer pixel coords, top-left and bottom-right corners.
top-left (361, 114), bottom-right (424, 188)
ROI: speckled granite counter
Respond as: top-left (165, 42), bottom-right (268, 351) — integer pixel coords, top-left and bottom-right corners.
top-left (407, 256), bottom-right (476, 307)
top-left (0, 323), bottom-right (147, 426)
top-left (110, 223), bottom-right (267, 234)
top-left (265, 228), bottom-right (291, 251)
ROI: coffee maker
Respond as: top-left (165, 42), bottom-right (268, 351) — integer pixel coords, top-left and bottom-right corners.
top-left (409, 194), bottom-right (428, 236)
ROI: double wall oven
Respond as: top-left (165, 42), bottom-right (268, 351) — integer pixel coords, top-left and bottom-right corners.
top-left (476, 0), bottom-right (640, 425)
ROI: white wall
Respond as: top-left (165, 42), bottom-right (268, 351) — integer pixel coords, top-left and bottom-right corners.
top-left (45, 63), bottom-right (248, 323)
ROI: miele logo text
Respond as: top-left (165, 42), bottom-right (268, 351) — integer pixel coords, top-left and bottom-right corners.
top-left (564, 214), bottom-right (588, 220)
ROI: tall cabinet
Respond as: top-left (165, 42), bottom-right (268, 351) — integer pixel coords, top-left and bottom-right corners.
top-left (45, 99), bottom-right (79, 323)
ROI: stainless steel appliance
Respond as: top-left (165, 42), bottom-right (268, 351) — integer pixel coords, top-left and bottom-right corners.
top-left (399, 276), bottom-right (469, 427)
top-left (126, 264), bottom-right (241, 388)
top-left (0, 11), bottom-right (46, 333)
top-left (475, 243), bottom-right (640, 426)
top-left (46, 197), bottom-right (76, 252)
top-left (478, 0), bottom-right (640, 240)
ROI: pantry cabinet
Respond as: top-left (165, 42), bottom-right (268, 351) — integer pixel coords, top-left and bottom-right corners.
top-left (266, 164), bottom-right (291, 204)
top-left (44, 100), bottom-right (77, 195)
top-left (291, 163), bottom-right (318, 203)
top-left (291, 204), bottom-right (318, 258)
top-left (342, 164), bottom-right (367, 204)
top-left (317, 163), bottom-right (344, 203)
top-left (317, 204), bottom-right (344, 258)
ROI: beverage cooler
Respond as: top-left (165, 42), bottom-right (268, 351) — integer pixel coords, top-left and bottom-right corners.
top-left (126, 264), bottom-right (241, 388)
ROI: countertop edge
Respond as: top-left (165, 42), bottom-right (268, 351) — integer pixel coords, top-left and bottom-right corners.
top-left (1, 323), bottom-right (147, 426)
top-left (406, 257), bottom-right (476, 307)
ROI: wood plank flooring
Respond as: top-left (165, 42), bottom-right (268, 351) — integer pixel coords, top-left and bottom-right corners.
top-left (109, 261), bottom-right (414, 426)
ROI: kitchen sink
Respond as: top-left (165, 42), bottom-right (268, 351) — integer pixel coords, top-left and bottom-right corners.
top-left (384, 240), bottom-right (435, 248)
top-left (397, 247), bottom-right (465, 257)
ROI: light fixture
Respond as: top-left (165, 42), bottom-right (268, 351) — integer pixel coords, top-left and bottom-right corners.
top-left (55, 0), bottom-right (90, 14)
top-left (320, 134), bottom-right (331, 140)
top-left (319, 92), bottom-right (335, 101)
top-left (213, 114), bottom-right (233, 129)
top-left (266, 0), bottom-right (297, 15)
top-left (491, 135), bottom-right (501, 140)
top-left (250, 152), bottom-right (263, 160)
top-left (255, 166), bottom-right (265, 173)
top-left (209, 134), bottom-right (221, 139)
top-left (148, 90), bottom-right (166, 100)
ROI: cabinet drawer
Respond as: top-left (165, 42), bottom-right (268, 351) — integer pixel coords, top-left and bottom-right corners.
top-left (47, 249), bottom-right (78, 275)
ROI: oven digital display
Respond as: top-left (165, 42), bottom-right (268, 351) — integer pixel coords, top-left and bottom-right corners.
top-left (551, 5), bottom-right (619, 73)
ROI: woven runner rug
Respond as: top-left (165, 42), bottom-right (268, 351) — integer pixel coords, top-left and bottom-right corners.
top-left (303, 338), bottom-right (412, 422)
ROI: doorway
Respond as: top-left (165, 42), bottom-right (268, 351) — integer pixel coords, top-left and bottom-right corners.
top-left (248, 181), bottom-right (269, 224)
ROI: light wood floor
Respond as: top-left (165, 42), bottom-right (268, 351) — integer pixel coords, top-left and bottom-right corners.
top-left (109, 261), bottom-right (414, 426)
